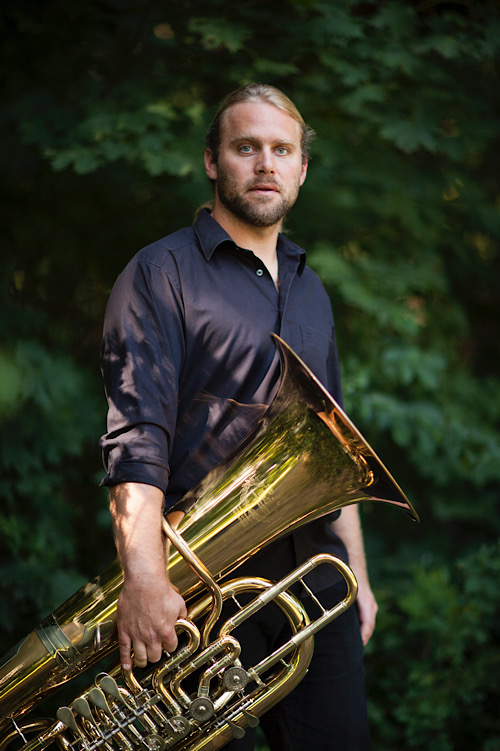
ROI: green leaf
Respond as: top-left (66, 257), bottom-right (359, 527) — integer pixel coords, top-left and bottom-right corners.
top-left (253, 59), bottom-right (298, 76)
top-left (188, 17), bottom-right (250, 52)
top-left (379, 119), bottom-right (438, 152)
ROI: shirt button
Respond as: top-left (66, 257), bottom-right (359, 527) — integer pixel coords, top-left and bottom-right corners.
top-left (256, 268), bottom-right (264, 277)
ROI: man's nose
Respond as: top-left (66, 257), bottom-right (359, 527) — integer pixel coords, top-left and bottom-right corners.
top-left (255, 148), bottom-right (275, 173)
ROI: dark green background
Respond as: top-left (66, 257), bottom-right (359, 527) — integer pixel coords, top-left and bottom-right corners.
top-left (1, 2), bottom-right (499, 748)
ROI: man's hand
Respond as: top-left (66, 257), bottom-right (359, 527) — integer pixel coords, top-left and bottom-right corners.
top-left (117, 572), bottom-right (187, 670)
top-left (355, 580), bottom-right (378, 646)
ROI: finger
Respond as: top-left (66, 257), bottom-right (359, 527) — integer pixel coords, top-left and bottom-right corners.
top-left (361, 625), bottom-right (372, 646)
top-left (161, 628), bottom-right (178, 654)
top-left (132, 641), bottom-right (148, 669)
top-left (360, 615), bottom-right (376, 646)
top-left (146, 641), bottom-right (163, 664)
top-left (119, 635), bottom-right (132, 671)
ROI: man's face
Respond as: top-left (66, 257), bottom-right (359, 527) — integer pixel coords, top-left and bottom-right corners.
top-left (205, 100), bottom-right (308, 228)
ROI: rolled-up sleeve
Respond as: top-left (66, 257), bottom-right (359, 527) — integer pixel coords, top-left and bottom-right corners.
top-left (100, 256), bottom-right (185, 491)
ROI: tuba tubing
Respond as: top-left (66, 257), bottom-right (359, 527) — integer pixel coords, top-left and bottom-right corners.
top-left (0, 335), bottom-right (418, 746)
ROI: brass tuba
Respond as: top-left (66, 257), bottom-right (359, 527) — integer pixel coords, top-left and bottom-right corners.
top-left (0, 335), bottom-right (418, 750)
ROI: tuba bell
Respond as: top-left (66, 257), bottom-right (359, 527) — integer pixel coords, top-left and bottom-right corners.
top-left (0, 335), bottom-right (418, 750)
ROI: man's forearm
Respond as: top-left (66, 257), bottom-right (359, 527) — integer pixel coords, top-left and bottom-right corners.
top-left (331, 505), bottom-right (378, 645)
top-left (110, 482), bottom-right (166, 578)
top-left (109, 482), bottom-right (187, 668)
top-left (331, 505), bottom-right (369, 585)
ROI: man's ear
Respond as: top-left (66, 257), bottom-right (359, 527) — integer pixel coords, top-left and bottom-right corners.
top-left (299, 159), bottom-right (308, 186)
top-left (204, 148), bottom-right (218, 181)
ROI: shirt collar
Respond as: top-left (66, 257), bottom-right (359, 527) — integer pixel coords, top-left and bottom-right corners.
top-left (277, 232), bottom-right (307, 273)
top-left (193, 208), bottom-right (235, 260)
top-left (193, 208), bottom-right (307, 273)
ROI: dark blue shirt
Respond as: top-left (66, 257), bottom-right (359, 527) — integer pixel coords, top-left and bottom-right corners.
top-left (100, 209), bottom-right (348, 587)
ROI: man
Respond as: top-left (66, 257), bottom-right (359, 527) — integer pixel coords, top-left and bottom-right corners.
top-left (101, 84), bottom-right (377, 750)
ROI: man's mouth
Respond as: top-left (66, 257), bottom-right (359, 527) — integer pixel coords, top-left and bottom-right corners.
top-left (248, 183), bottom-right (279, 194)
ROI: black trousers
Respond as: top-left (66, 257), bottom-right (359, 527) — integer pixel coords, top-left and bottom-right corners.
top-left (222, 541), bottom-right (372, 751)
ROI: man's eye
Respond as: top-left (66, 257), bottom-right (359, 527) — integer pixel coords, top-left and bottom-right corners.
top-left (276, 147), bottom-right (289, 155)
top-left (239, 145), bottom-right (253, 153)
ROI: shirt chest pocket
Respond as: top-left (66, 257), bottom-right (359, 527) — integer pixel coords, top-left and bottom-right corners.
top-left (280, 323), bottom-right (333, 387)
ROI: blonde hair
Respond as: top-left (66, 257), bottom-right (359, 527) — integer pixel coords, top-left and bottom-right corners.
top-left (205, 83), bottom-right (314, 165)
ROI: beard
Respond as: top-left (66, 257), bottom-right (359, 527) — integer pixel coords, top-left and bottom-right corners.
top-left (215, 166), bottom-right (301, 228)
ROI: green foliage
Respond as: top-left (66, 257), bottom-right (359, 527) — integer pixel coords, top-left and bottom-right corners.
top-left (0, 1), bottom-right (499, 746)
top-left (0, 339), bottom-right (109, 635)
top-left (311, 242), bottom-right (500, 499)
top-left (367, 541), bottom-right (500, 750)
